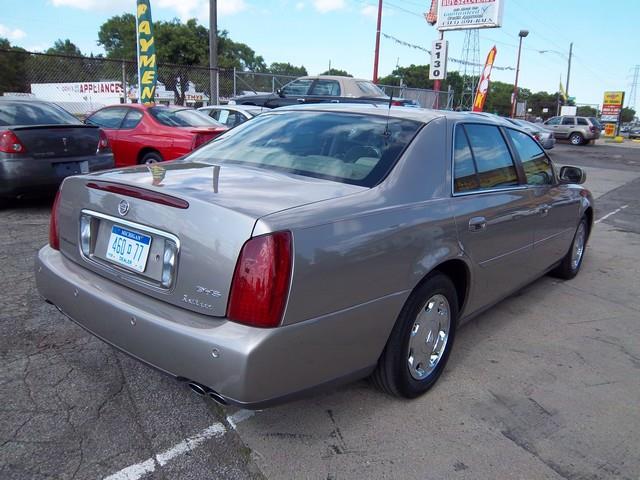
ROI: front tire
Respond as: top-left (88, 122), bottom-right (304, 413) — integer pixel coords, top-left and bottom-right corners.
top-left (551, 217), bottom-right (588, 280)
top-left (372, 273), bottom-right (458, 398)
top-left (570, 132), bottom-right (584, 145)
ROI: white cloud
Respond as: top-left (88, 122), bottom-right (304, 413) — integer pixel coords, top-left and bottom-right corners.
top-left (360, 4), bottom-right (377, 19)
top-left (0, 24), bottom-right (26, 41)
top-left (50, 0), bottom-right (131, 11)
top-left (312, 0), bottom-right (345, 13)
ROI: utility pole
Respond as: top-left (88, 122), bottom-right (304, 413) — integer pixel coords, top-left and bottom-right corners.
top-left (511, 30), bottom-right (529, 118)
top-left (565, 42), bottom-right (573, 99)
top-left (372, 0), bottom-right (383, 83)
top-left (209, 0), bottom-right (218, 105)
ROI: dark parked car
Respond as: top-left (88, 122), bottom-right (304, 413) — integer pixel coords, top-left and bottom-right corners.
top-left (37, 104), bottom-right (593, 408)
top-left (230, 75), bottom-right (418, 108)
top-left (0, 98), bottom-right (114, 201)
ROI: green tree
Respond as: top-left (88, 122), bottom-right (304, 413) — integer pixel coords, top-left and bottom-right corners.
top-left (0, 38), bottom-right (29, 94)
top-left (321, 68), bottom-right (352, 77)
top-left (576, 105), bottom-right (598, 117)
top-left (47, 39), bottom-right (83, 56)
top-left (268, 62), bottom-right (307, 77)
top-left (621, 107), bottom-right (636, 123)
top-left (97, 14), bottom-right (137, 61)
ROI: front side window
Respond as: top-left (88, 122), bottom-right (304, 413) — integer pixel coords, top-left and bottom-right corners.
top-left (506, 129), bottom-right (553, 185)
top-left (86, 108), bottom-right (128, 128)
top-left (188, 111), bottom-right (421, 187)
top-left (309, 80), bottom-right (341, 96)
top-left (281, 79), bottom-right (314, 96)
top-left (561, 117), bottom-right (575, 125)
top-left (464, 124), bottom-right (518, 189)
top-left (453, 127), bottom-right (479, 192)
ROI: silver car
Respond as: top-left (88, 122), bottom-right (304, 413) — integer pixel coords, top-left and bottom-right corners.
top-left (36, 104), bottom-right (593, 408)
top-left (198, 104), bottom-right (266, 129)
top-left (507, 118), bottom-right (555, 149)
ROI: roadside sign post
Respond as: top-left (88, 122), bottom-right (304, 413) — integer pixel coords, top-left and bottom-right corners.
top-left (601, 91), bottom-right (625, 136)
top-left (430, 35), bottom-right (448, 109)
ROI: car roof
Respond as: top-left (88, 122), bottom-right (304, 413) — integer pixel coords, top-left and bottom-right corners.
top-left (199, 105), bottom-right (264, 112)
top-left (296, 75), bottom-right (373, 83)
top-left (271, 103), bottom-right (530, 129)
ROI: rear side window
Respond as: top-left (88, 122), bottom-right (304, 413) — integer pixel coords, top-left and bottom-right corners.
top-left (453, 127), bottom-right (479, 192)
top-left (86, 108), bottom-right (128, 128)
top-left (0, 101), bottom-right (80, 126)
top-left (463, 124), bottom-right (519, 189)
top-left (506, 129), bottom-right (553, 185)
top-left (120, 109), bottom-right (143, 129)
top-left (189, 111), bottom-right (421, 187)
top-left (309, 80), bottom-right (341, 96)
top-left (576, 118), bottom-right (588, 126)
top-left (561, 117), bottom-right (575, 125)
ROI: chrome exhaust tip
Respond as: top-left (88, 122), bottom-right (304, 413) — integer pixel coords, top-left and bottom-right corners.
top-left (208, 390), bottom-right (228, 406)
top-left (187, 382), bottom-right (207, 396)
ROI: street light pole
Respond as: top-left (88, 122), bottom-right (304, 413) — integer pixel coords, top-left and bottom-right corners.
top-left (372, 0), bottom-right (383, 83)
top-left (511, 29), bottom-right (528, 118)
top-left (565, 42), bottom-right (573, 98)
top-left (209, 0), bottom-right (218, 105)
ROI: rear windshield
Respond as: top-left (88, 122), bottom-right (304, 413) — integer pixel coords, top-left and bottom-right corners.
top-left (188, 111), bottom-right (422, 187)
top-left (589, 117), bottom-right (602, 128)
top-left (356, 81), bottom-right (386, 97)
top-left (0, 101), bottom-right (80, 126)
top-left (149, 107), bottom-right (222, 127)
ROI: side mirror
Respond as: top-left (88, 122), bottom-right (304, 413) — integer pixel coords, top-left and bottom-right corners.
top-left (276, 88), bottom-right (284, 98)
top-left (559, 165), bottom-right (586, 184)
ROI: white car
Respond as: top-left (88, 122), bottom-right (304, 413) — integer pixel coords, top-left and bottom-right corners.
top-left (198, 105), bottom-right (267, 129)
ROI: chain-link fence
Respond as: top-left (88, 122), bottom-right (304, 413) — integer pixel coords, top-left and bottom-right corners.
top-left (1, 49), bottom-right (456, 116)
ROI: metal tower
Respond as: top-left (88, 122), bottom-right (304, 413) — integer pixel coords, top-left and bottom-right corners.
top-left (457, 29), bottom-right (481, 111)
top-left (628, 64), bottom-right (639, 111)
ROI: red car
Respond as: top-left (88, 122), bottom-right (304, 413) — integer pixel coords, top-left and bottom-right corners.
top-left (85, 104), bottom-right (227, 166)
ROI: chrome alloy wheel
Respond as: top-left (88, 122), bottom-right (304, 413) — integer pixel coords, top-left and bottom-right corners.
top-left (571, 222), bottom-right (587, 269)
top-left (407, 294), bottom-right (451, 380)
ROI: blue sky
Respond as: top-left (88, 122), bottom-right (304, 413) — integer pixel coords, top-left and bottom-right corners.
top-left (0, 0), bottom-right (638, 108)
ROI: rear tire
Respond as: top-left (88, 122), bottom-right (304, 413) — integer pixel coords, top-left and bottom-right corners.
top-left (371, 273), bottom-right (458, 398)
top-left (569, 133), bottom-right (584, 145)
top-left (139, 151), bottom-right (163, 164)
top-left (551, 217), bottom-right (588, 280)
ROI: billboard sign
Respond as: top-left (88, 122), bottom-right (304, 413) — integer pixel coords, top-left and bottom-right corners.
top-left (601, 91), bottom-right (624, 123)
top-left (437, 0), bottom-right (504, 31)
top-left (472, 45), bottom-right (497, 112)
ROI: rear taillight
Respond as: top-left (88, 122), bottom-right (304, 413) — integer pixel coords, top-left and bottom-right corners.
top-left (49, 189), bottom-right (62, 250)
top-left (227, 231), bottom-right (292, 328)
top-left (0, 130), bottom-right (26, 153)
top-left (391, 100), bottom-right (403, 106)
top-left (534, 134), bottom-right (541, 141)
top-left (97, 129), bottom-right (110, 153)
top-left (589, 126), bottom-right (597, 133)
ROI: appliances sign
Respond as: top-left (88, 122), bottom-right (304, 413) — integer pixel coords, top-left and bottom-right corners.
top-left (437, 0), bottom-right (504, 31)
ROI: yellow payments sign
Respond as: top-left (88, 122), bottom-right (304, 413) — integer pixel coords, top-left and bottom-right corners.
top-left (136, 0), bottom-right (157, 105)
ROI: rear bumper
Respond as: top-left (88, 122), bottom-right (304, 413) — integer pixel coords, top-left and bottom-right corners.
top-left (0, 153), bottom-right (114, 198)
top-left (35, 246), bottom-right (403, 408)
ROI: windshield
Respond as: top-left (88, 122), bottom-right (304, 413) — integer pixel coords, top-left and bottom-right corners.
top-left (188, 111), bottom-right (422, 187)
top-left (0, 101), bottom-right (80, 126)
top-left (149, 107), bottom-right (222, 127)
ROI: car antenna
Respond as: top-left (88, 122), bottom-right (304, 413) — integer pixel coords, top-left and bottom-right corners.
top-left (383, 90), bottom-right (394, 139)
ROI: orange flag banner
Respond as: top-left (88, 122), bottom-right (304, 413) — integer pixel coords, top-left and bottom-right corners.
top-left (472, 46), bottom-right (497, 112)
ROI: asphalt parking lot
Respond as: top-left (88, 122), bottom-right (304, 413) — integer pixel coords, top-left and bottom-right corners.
top-left (1, 142), bottom-right (639, 480)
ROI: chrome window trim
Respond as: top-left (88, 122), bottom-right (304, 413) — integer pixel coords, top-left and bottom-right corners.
top-left (450, 121), bottom-right (526, 197)
top-left (78, 209), bottom-right (181, 292)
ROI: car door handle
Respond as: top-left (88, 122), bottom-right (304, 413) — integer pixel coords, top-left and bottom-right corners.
top-left (468, 217), bottom-right (487, 232)
top-left (538, 204), bottom-right (550, 216)
top-left (297, 98), bottom-right (305, 103)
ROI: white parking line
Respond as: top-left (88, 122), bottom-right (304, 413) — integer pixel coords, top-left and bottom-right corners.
top-left (226, 409), bottom-right (256, 429)
top-left (103, 423), bottom-right (226, 480)
top-left (595, 204), bottom-right (629, 224)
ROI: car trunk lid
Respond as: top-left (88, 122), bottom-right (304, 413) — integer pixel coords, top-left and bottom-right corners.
top-left (10, 124), bottom-right (100, 158)
top-left (57, 160), bottom-right (365, 317)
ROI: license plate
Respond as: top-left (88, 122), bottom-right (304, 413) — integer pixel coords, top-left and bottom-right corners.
top-left (54, 161), bottom-right (89, 176)
top-left (105, 225), bottom-right (152, 273)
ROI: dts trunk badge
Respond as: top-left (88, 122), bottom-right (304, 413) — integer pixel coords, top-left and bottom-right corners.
top-left (118, 200), bottom-right (130, 216)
